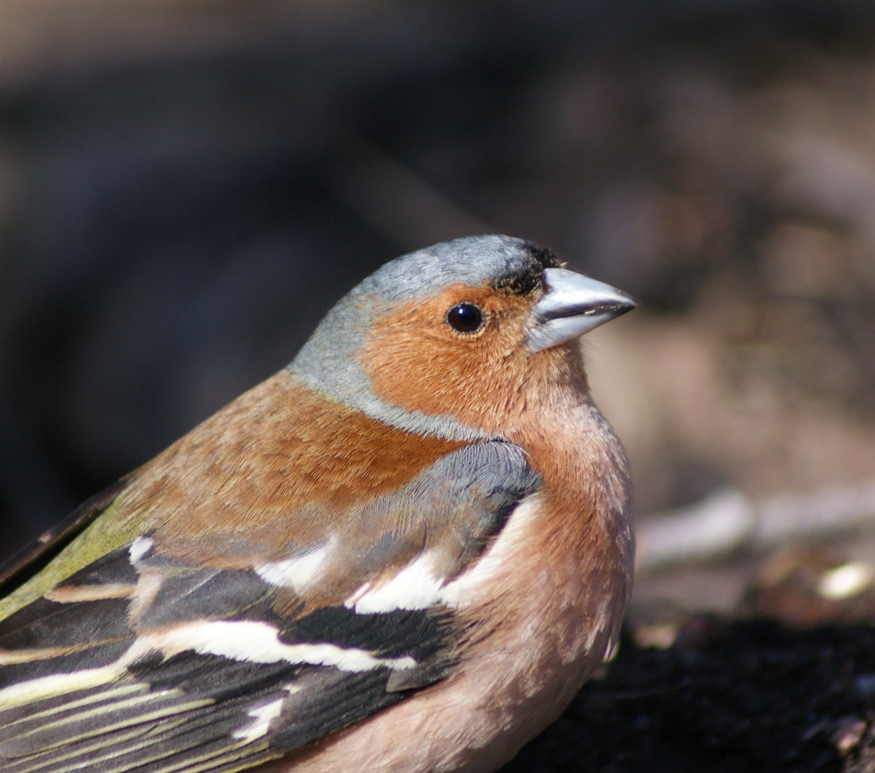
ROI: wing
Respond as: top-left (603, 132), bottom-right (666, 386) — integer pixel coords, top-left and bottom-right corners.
top-left (0, 441), bottom-right (540, 773)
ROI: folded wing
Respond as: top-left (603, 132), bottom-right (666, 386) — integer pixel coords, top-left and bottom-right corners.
top-left (0, 441), bottom-right (539, 773)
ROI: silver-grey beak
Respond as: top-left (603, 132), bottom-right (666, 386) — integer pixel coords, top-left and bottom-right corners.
top-left (527, 268), bottom-right (638, 352)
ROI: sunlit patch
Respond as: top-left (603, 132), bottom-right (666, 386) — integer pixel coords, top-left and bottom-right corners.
top-left (817, 561), bottom-right (875, 600)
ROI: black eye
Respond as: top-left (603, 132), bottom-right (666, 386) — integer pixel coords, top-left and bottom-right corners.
top-left (446, 303), bottom-right (485, 334)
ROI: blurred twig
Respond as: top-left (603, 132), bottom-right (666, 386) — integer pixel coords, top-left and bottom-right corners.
top-left (637, 481), bottom-right (875, 573)
top-left (327, 137), bottom-right (492, 250)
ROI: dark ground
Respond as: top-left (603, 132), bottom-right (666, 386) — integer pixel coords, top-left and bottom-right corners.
top-left (2, 2), bottom-right (875, 770)
top-left (506, 616), bottom-right (875, 773)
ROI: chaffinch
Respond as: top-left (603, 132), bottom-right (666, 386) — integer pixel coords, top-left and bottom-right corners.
top-left (0, 235), bottom-right (636, 773)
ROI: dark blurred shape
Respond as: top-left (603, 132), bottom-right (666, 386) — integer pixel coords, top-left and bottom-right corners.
top-left (2, 1), bottom-right (875, 563)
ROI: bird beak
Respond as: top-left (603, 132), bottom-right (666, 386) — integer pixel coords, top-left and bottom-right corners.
top-left (527, 268), bottom-right (638, 353)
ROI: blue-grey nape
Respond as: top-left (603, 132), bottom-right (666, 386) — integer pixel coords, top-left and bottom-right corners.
top-left (289, 236), bottom-right (557, 442)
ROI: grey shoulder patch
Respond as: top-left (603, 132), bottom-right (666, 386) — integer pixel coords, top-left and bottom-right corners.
top-left (418, 442), bottom-right (541, 566)
top-left (344, 441), bottom-right (541, 585)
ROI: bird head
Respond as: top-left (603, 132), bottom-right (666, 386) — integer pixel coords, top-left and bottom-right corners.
top-left (290, 235), bottom-right (636, 440)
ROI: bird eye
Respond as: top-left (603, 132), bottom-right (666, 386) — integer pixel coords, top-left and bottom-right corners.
top-left (446, 303), bottom-right (485, 334)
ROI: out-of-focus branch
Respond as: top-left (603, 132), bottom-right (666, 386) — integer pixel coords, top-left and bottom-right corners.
top-left (636, 480), bottom-right (875, 573)
top-left (327, 137), bottom-right (492, 251)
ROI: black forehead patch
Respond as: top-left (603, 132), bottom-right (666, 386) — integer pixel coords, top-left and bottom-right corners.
top-left (490, 241), bottom-right (563, 296)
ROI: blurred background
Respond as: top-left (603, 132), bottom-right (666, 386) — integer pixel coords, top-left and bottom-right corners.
top-left (3, 1), bottom-right (875, 624)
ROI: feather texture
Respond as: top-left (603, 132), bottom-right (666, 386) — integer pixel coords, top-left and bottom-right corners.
top-left (0, 235), bottom-right (635, 773)
top-left (0, 423), bottom-right (539, 772)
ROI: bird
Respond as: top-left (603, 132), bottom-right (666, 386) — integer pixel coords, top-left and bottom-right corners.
top-left (0, 234), bottom-right (637, 773)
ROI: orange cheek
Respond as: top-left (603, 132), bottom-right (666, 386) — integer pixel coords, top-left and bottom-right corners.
top-left (360, 288), bottom-right (548, 433)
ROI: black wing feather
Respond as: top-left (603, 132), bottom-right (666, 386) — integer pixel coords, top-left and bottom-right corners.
top-left (0, 542), bottom-right (454, 772)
